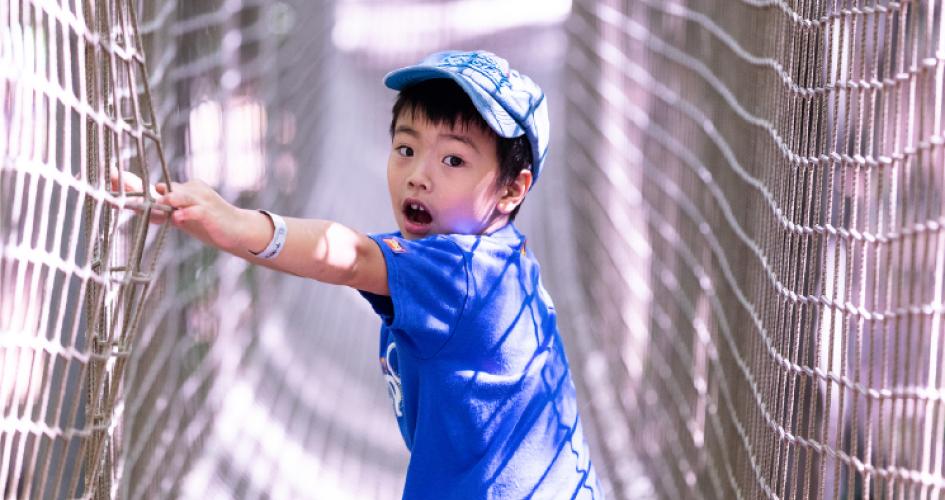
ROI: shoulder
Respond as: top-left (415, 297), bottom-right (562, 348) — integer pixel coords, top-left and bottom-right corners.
top-left (365, 226), bottom-right (529, 277)
top-left (368, 232), bottom-right (470, 264)
top-left (365, 232), bottom-right (471, 297)
top-left (448, 226), bottom-right (529, 270)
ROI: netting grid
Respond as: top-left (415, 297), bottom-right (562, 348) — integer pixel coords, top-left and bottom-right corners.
top-left (4, 0), bottom-right (945, 498)
top-left (566, 0), bottom-right (945, 498)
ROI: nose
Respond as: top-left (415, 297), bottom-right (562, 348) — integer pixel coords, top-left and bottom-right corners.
top-left (406, 158), bottom-right (432, 192)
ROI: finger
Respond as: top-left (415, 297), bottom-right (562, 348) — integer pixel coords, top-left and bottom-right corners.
top-left (109, 170), bottom-right (143, 193)
top-left (156, 181), bottom-right (183, 193)
top-left (150, 211), bottom-right (170, 225)
top-left (171, 205), bottom-right (202, 225)
top-left (109, 170), bottom-right (164, 200)
top-left (159, 191), bottom-right (195, 209)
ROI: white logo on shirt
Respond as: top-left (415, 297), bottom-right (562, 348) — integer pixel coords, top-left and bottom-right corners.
top-left (382, 341), bottom-right (404, 417)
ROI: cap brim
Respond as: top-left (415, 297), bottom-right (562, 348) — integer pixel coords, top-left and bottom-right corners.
top-left (384, 66), bottom-right (455, 91)
top-left (383, 66), bottom-right (524, 140)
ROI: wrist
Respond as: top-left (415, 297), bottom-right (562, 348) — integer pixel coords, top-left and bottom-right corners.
top-left (237, 208), bottom-right (273, 255)
top-left (248, 210), bottom-right (287, 259)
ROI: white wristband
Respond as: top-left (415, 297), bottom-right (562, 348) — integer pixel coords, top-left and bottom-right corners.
top-left (251, 210), bottom-right (287, 260)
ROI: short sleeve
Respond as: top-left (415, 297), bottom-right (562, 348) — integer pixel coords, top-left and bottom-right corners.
top-left (361, 233), bottom-right (470, 358)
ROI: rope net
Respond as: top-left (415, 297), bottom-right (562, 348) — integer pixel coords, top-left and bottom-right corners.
top-left (7, 0), bottom-right (945, 498)
top-left (565, 0), bottom-right (945, 498)
top-left (2, 0), bottom-right (172, 497)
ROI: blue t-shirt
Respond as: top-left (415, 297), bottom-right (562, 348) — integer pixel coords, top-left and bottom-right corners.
top-left (360, 224), bottom-right (602, 499)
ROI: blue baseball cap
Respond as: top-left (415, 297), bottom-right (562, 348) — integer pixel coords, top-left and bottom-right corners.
top-left (384, 50), bottom-right (550, 186)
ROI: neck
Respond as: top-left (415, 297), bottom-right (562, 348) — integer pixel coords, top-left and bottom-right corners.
top-left (482, 212), bottom-right (511, 235)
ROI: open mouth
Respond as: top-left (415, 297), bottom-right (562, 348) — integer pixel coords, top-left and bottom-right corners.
top-left (402, 199), bottom-right (433, 228)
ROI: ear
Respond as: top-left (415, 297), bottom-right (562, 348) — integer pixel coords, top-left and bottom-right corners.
top-left (496, 169), bottom-right (533, 215)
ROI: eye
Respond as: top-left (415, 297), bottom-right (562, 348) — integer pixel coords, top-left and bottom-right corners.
top-left (442, 155), bottom-right (464, 168)
top-left (396, 145), bottom-right (414, 157)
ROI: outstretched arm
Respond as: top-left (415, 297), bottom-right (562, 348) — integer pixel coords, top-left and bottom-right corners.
top-left (116, 173), bottom-right (389, 296)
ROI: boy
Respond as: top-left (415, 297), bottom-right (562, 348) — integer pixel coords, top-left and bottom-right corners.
top-left (131, 50), bottom-right (601, 499)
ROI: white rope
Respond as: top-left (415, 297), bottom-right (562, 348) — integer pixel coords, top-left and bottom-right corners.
top-left (568, 0), bottom-right (945, 497)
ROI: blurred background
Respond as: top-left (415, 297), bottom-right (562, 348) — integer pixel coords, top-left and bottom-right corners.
top-left (3, 0), bottom-right (945, 499)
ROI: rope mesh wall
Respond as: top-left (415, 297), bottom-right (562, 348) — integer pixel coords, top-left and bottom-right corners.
top-left (12, 0), bottom-right (945, 498)
top-left (566, 0), bottom-right (945, 498)
top-left (2, 0), bottom-right (172, 497)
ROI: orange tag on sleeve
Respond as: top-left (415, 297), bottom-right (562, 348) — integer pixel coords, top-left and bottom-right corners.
top-left (383, 238), bottom-right (406, 253)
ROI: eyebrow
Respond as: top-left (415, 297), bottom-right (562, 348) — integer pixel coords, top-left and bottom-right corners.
top-left (393, 125), bottom-right (480, 154)
top-left (393, 125), bottom-right (420, 138)
top-left (441, 133), bottom-right (480, 154)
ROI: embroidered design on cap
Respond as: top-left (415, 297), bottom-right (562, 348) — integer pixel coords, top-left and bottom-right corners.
top-left (439, 53), bottom-right (511, 90)
top-left (383, 238), bottom-right (406, 253)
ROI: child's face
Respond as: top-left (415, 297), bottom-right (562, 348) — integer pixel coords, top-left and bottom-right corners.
top-left (387, 112), bottom-right (507, 240)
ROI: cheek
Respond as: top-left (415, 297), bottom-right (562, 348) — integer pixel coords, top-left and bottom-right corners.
top-left (386, 159), bottom-right (398, 190)
top-left (443, 185), bottom-right (498, 224)
top-left (471, 178), bottom-right (502, 213)
top-left (387, 160), bottom-right (401, 211)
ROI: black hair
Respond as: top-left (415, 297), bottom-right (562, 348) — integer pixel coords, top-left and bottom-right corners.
top-left (390, 79), bottom-right (532, 220)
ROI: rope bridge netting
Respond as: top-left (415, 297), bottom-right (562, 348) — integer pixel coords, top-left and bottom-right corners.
top-left (5, 0), bottom-right (945, 498)
top-left (565, 0), bottom-right (945, 498)
top-left (2, 0), bottom-right (172, 497)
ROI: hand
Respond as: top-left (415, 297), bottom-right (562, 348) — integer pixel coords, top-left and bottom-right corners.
top-left (109, 170), bottom-right (246, 253)
top-left (155, 179), bottom-right (247, 253)
top-left (108, 170), bottom-right (171, 224)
